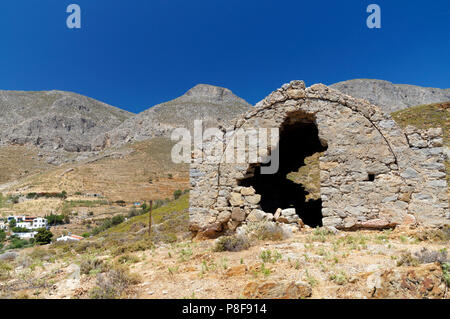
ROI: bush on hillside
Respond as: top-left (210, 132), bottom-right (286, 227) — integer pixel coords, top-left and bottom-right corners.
top-left (35, 228), bottom-right (53, 245)
top-left (173, 190), bottom-right (182, 200)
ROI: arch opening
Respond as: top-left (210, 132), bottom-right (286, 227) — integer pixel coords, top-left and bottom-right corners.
top-left (239, 111), bottom-right (328, 227)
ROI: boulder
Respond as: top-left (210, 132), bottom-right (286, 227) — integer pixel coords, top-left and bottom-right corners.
top-left (245, 194), bottom-right (261, 205)
top-left (281, 208), bottom-right (296, 216)
top-left (0, 252), bottom-right (19, 262)
top-left (217, 211), bottom-right (231, 224)
top-left (225, 265), bottom-right (247, 277)
top-left (229, 193), bottom-right (243, 206)
top-left (243, 281), bottom-right (312, 299)
top-left (231, 207), bottom-right (246, 222)
top-left (247, 209), bottom-right (267, 222)
top-left (274, 208), bottom-right (282, 220)
top-left (240, 187), bottom-right (256, 196)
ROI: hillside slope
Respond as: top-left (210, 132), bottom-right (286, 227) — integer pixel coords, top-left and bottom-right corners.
top-left (0, 90), bottom-right (133, 152)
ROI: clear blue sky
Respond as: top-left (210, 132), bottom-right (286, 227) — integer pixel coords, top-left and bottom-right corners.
top-left (0, 0), bottom-right (449, 113)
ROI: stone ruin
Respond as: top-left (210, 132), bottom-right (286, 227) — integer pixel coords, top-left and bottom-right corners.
top-left (189, 81), bottom-right (449, 238)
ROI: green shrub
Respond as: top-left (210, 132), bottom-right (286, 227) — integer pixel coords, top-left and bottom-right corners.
top-left (442, 263), bottom-right (450, 287)
top-left (117, 254), bottom-right (140, 264)
top-left (6, 237), bottom-right (30, 250)
top-left (35, 229), bottom-right (53, 245)
top-left (0, 261), bottom-right (13, 280)
top-left (115, 200), bottom-right (126, 207)
top-left (330, 272), bottom-right (348, 285)
top-left (46, 213), bottom-right (68, 225)
top-left (127, 208), bottom-right (139, 218)
top-left (260, 250), bottom-right (282, 263)
top-left (11, 227), bottom-right (32, 233)
top-left (173, 190), bottom-right (182, 200)
top-left (112, 240), bottom-right (154, 256)
top-left (111, 215), bottom-right (125, 226)
top-left (7, 195), bottom-right (20, 204)
top-left (81, 258), bottom-right (109, 275)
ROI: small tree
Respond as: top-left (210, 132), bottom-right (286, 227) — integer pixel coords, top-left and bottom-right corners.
top-left (9, 219), bottom-right (16, 228)
top-left (173, 189), bottom-right (182, 200)
top-left (0, 230), bottom-right (6, 242)
top-left (35, 228), bottom-right (53, 245)
top-left (111, 215), bottom-right (124, 226)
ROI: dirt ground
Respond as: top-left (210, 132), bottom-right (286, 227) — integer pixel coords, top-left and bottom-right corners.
top-left (1, 225), bottom-right (448, 299)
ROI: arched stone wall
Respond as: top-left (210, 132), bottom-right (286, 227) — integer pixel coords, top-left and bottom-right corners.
top-left (189, 81), bottom-right (448, 238)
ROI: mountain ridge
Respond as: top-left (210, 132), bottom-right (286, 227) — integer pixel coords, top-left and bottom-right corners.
top-left (330, 79), bottom-right (450, 113)
top-left (0, 89), bottom-right (133, 152)
top-left (92, 84), bottom-right (252, 149)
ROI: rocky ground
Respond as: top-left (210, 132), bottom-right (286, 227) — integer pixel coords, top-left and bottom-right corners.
top-left (1, 220), bottom-right (448, 299)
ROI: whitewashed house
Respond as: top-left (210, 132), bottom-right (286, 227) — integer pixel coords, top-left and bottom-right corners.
top-left (10, 216), bottom-right (47, 230)
top-left (31, 217), bottom-right (48, 229)
top-left (56, 234), bottom-right (84, 242)
top-left (15, 231), bottom-right (38, 239)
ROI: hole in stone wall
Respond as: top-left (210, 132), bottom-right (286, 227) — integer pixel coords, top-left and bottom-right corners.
top-left (239, 111), bottom-right (328, 228)
top-left (368, 174), bottom-right (375, 182)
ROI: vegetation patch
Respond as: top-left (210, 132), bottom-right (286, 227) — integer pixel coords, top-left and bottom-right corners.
top-left (89, 266), bottom-right (140, 299)
top-left (214, 234), bottom-right (250, 252)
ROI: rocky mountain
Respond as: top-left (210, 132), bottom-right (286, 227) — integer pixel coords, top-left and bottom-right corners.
top-left (330, 79), bottom-right (450, 114)
top-left (0, 90), bottom-right (133, 152)
top-left (92, 84), bottom-right (251, 149)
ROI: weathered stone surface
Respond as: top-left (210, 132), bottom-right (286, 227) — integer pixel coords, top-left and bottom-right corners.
top-left (365, 263), bottom-right (447, 299)
top-left (217, 211), bottom-right (231, 224)
top-left (225, 265), bottom-right (247, 277)
top-left (0, 252), bottom-right (18, 261)
top-left (400, 168), bottom-right (419, 179)
top-left (229, 193), bottom-right (243, 207)
top-left (281, 208), bottom-right (296, 216)
top-left (360, 219), bottom-right (397, 230)
top-left (231, 207), bottom-right (246, 222)
top-left (245, 194), bottom-right (261, 205)
top-left (243, 281), bottom-right (312, 299)
top-left (247, 209), bottom-right (267, 222)
top-left (274, 208), bottom-right (282, 220)
top-left (240, 187), bottom-right (256, 196)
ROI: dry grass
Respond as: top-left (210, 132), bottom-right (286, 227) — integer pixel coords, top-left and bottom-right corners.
top-left (2, 138), bottom-right (189, 203)
top-left (0, 145), bottom-right (52, 185)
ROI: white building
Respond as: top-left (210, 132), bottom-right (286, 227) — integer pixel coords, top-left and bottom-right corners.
top-left (9, 216), bottom-right (47, 230)
top-left (0, 223), bottom-right (7, 231)
top-left (15, 231), bottom-right (38, 239)
top-left (31, 217), bottom-right (47, 229)
top-left (56, 234), bottom-right (84, 242)
top-left (7, 215), bottom-right (26, 223)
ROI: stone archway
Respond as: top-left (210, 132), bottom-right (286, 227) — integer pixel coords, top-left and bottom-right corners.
top-left (238, 110), bottom-right (327, 227)
top-left (189, 81), bottom-right (448, 238)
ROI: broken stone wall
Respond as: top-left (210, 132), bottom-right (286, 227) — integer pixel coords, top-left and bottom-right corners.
top-left (189, 81), bottom-right (449, 238)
